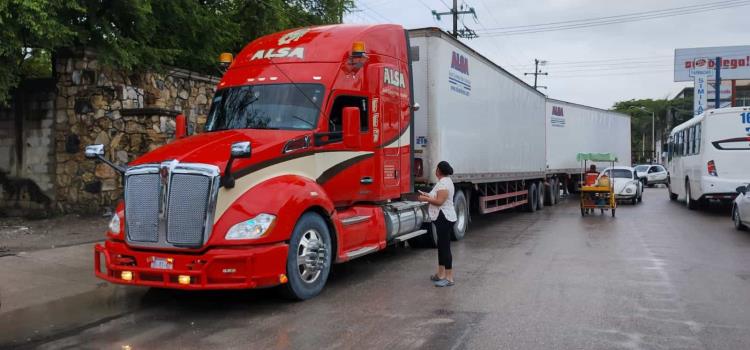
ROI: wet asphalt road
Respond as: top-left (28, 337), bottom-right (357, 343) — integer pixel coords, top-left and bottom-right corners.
top-left (6, 187), bottom-right (750, 350)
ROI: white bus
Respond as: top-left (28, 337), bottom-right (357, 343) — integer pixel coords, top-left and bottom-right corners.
top-left (666, 107), bottom-right (750, 209)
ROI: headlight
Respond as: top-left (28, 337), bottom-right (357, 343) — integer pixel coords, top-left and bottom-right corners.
top-left (108, 214), bottom-right (121, 234)
top-left (625, 188), bottom-right (633, 194)
top-left (225, 214), bottom-right (276, 240)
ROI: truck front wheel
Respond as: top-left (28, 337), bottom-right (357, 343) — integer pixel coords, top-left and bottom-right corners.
top-left (283, 212), bottom-right (332, 300)
top-left (526, 183), bottom-right (538, 212)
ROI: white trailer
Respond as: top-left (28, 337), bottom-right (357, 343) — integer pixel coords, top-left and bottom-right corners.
top-left (545, 99), bottom-right (632, 192)
top-left (408, 28), bottom-right (549, 241)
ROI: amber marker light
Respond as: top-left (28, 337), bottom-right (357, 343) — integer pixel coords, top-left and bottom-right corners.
top-left (351, 41), bottom-right (366, 57)
top-left (178, 275), bottom-right (191, 285)
top-left (121, 271), bottom-right (133, 281)
top-left (219, 52), bottom-right (234, 64)
top-left (279, 274), bottom-right (289, 284)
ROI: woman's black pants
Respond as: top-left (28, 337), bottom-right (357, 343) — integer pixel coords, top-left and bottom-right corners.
top-left (434, 211), bottom-right (453, 269)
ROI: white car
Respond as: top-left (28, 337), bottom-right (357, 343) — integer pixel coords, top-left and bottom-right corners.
top-left (732, 184), bottom-right (750, 230)
top-left (601, 166), bottom-right (643, 204)
top-left (634, 164), bottom-right (669, 187)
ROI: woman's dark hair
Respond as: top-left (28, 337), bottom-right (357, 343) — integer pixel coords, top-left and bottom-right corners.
top-left (437, 161), bottom-right (454, 176)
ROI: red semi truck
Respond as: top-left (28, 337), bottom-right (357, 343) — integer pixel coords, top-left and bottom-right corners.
top-left (87, 24), bottom-right (575, 299)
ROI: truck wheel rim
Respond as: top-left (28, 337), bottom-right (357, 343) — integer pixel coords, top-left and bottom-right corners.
top-left (456, 197), bottom-right (467, 233)
top-left (297, 229), bottom-right (326, 284)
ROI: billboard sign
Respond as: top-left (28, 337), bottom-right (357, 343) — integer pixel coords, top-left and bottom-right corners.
top-left (694, 65), bottom-right (709, 117)
top-left (674, 45), bottom-right (750, 82)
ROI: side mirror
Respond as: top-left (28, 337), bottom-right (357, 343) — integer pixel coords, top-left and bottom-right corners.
top-left (342, 107), bottom-right (360, 148)
top-left (230, 141), bottom-right (251, 158)
top-left (84, 144), bottom-right (125, 175)
top-left (85, 144), bottom-right (105, 159)
top-left (175, 114), bottom-right (187, 139)
top-left (222, 141), bottom-right (251, 188)
top-left (737, 185), bottom-right (747, 195)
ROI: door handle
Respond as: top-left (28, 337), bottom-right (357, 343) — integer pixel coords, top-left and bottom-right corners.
top-left (360, 177), bottom-right (373, 185)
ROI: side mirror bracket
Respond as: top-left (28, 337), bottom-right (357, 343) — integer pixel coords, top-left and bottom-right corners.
top-left (84, 144), bottom-right (125, 175)
top-left (222, 141), bottom-right (251, 188)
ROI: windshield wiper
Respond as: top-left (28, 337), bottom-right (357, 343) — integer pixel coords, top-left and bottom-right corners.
top-left (290, 115), bottom-right (314, 127)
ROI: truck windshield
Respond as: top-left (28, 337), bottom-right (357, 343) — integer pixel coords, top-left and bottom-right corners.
top-left (205, 84), bottom-right (324, 131)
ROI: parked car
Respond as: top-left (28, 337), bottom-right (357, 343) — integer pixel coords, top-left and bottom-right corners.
top-left (733, 184), bottom-right (750, 231)
top-left (634, 164), bottom-right (668, 187)
top-left (601, 166), bottom-right (643, 204)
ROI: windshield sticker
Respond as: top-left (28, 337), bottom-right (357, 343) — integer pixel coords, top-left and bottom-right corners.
top-left (278, 28), bottom-right (310, 45)
top-left (449, 51), bottom-right (471, 96)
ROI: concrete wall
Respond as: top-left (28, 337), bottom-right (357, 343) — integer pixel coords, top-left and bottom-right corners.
top-left (0, 79), bottom-right (56, 213)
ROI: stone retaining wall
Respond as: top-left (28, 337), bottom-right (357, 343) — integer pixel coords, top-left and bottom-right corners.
top-left (52, 49), bottom-right (219, 213)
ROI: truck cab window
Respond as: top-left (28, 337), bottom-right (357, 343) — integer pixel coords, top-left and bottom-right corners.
top-left (329, 96), bottom-right (368, 136)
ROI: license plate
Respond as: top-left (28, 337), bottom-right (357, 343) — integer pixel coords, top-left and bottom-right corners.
top-left (150, 257), bottom-right (173, 270)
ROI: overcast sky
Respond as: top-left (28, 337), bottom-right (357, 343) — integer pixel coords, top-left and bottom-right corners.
top-left (344, 0), bottom-right (749, 109)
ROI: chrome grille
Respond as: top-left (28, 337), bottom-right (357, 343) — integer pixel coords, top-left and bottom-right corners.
top-left (125, 174), bottom-right (160, 242)
top-left (123, 162), bottom-right (220, 249)
top-left (167, 174), bottom-right (211, 246)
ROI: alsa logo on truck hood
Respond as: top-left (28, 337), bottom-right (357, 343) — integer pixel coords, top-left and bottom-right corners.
top-left (250, 28), bottom-right (309, 61)
top-left (383, 68), bottom-right (406, 88)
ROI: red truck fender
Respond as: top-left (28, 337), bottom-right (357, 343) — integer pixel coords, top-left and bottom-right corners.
top-left (209, 174), bottom-right (339, 250)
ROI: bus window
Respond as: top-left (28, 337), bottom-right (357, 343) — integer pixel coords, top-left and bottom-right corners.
top-left (695, 123), bottom-right (701, 154)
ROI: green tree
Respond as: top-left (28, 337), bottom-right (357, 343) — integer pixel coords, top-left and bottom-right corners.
top-left (0, 0), bottom-right (353, 104)
top-left (612, 98), bottom-right (692, 163)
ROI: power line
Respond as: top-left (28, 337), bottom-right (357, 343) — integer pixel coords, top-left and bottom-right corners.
top-left (431, 0), bottom-right (479, 38)
top-left (357, 1), bottom-right (393, 23)
top-left (476, 0), bottom-right (750, 36)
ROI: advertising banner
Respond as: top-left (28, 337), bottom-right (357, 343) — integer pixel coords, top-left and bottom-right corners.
top-left (674, 46), bottom-right (750, 82)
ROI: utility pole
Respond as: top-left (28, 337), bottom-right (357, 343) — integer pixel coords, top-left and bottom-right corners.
top-left (524, 59), bottom-right (548, 90)
top-left (432, 0), bottom-right (478, 39)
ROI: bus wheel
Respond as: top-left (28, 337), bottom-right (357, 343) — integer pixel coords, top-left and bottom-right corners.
top-left (283, 212), bottom-right (332, 300)
top-left (686, 179), bottom-right (698, 210)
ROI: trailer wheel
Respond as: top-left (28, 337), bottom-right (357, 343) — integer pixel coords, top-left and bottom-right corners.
top-left (282, 212), bottom-right (332, 300)
top-left (451, 190), bottom-right (469, 241)
top-left (544, 180), bottom-right (557, 206)
top-left (554, 179), bottom-right (561, 203)
top-left (536, 182), bottom-right (545, 210)
top-left (526, 183), bottom-right (537, 212)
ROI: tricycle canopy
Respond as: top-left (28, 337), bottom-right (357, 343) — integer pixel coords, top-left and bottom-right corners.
top-left (576, 153), bottom-right (618, 162)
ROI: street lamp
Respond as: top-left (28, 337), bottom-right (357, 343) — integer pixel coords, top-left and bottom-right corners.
top-left (628, 106), bottom-right (655, 163)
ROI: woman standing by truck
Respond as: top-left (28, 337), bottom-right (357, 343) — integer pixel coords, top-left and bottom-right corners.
top-left (419, 161), bottom-right (457, 287)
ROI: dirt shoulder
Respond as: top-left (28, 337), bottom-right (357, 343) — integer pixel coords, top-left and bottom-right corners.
top-left (0, 214), bottom-right (109, 255)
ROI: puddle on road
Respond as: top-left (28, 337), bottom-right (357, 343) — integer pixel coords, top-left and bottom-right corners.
top-left (0, 284), bottom-right (148, 348)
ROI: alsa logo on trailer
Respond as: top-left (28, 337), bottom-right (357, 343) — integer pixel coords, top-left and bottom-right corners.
top-left (449, 51), bottom-right (471, 96)
top-left (552, 106), bottom-right (564, 116)
top-left (551, 106), bottom-right (565, 128)
top-left (383, 68), bottom-right (406, 88)
top-left (451, 52), bottom-right (469, 74)
top-left (250, 28), bottom-right (309, 61)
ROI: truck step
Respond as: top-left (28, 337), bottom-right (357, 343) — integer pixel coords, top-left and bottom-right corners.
top-left (394, 229), bottom-right (427, 242)
top-left (345, 245), bottom-right (379, 260)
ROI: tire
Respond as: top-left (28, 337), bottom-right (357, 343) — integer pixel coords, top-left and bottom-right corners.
top-left (581, 207), bottom-right (585, 216)
top-left (733, 206), bottom-right (747, 231)
top-left (408, 222), bottom-right (438, 248)
top-left (686, 179), bottom-right (698, 210)
top-left (612, 208), bottom-right (616, 217)
top-left (631, 197), bottom-right (637, 205)
top-left (555, 180), bottom-right (562, 202)
top-left (637, 192), bottom-right (642, 203)
top-left (282, 212), bottom-right (333, 300)
top-left (537, 182), bottom-right (545, 210)
top-left (544, 180), bottom-right (555, 206)
top-left (668, 182), bottom-right (678, 201)
top-left (452, 190), bottom-right (469, 241)
top-left (526, 183), bottom-right (537, 212)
